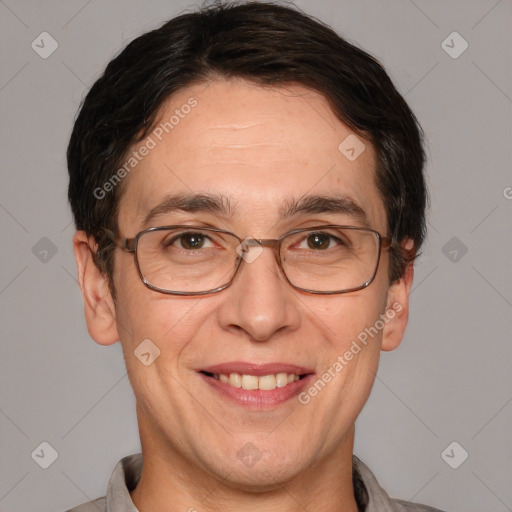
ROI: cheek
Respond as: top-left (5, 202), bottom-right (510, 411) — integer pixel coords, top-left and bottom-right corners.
top-left (114, 295), bottom-right (200, 402)
top-left (308, 289), bottom-right (390, 377)
top-left (114, 274), bottom-right (214, 376)
top-left (318, 290), bottom-right (389, 338)
top-left (112, 253), bottom-right (189, 340)
top-left (117, 293), bottom-right (200, 344)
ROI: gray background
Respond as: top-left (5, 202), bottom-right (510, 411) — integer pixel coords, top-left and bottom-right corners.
top-left (0, 0), bottom-right (511, 511)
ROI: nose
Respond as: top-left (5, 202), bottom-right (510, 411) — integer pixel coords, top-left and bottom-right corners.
top-left (216, 243), bottom-right (301, 342)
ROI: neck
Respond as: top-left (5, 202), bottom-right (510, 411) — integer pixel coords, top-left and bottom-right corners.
top-left (130, 405), bottom-right (359, 512)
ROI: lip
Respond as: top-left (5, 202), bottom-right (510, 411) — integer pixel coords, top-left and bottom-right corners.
top-left (198, 361), bottom-right (314, 376)
top-left (197, 362), bottom-right (316, 410)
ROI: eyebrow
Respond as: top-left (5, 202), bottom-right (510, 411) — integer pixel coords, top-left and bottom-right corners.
top-left (280, 194), bottom-right (369, 226)
top-left (141, 192), bottom-right (369, 228)
top-left (141, 193), bottom-right (235, 228)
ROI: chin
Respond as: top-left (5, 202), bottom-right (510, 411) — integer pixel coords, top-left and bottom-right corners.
top-left (202, 445), bottom-right (308, 490)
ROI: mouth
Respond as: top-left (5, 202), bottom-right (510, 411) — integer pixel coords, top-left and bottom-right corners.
top-left (197, 363), bottom-right (315, 410)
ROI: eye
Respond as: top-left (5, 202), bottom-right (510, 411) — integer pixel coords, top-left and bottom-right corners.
top-left (300, 232), bottom-right (342, 250)
top-left (166, 232), bottom-right (215, 250)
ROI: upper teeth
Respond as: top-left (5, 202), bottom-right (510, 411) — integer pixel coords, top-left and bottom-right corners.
top-left (216, 373), bottom-right (300, 390)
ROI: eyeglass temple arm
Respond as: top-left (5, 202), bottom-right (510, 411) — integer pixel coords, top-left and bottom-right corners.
top-left (102, 228), bottom-right (135, 252)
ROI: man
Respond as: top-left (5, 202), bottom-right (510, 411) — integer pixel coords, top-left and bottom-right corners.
top-left (66, 1), bottom-right (444, 511)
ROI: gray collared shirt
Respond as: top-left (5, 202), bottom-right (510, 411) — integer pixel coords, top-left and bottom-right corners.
top-left (66, 453), bottom-right (445, 512)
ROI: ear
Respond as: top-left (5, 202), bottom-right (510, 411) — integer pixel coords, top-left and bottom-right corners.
top-left (73, 231), bottom-right (119, 346)
top-left (381, 240), bottom-right (415, 352)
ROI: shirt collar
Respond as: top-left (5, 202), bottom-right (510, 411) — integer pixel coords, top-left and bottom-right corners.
top-left (106, 453), bottom-right (141, 512)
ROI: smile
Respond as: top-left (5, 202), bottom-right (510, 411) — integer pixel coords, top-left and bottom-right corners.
top-left (197, 362), bottom-right (315, 409)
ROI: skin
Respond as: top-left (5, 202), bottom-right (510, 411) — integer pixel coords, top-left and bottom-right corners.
top-left (73, 78), bottom-right (414, 512)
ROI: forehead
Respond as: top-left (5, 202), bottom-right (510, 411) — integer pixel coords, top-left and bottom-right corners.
top-left (118, 79), bottom-right (386, 234)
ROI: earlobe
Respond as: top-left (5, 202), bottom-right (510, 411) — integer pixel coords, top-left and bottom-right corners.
top-left (381, 250), bottom-right (415, 352)
top-left (73, 231), bottom-right (120, 346)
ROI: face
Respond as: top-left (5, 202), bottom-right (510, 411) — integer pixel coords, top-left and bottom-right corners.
top-left (77, 78), bottom-right (412, 488)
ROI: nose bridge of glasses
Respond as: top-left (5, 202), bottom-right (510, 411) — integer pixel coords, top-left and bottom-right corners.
top-left (235, 237), bottom-right (282, 271)
top-left (238, 238), bottom-right (281, 256)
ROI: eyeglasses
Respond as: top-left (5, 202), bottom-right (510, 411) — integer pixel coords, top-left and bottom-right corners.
top-left (104, 225), bottom-right (391, 296)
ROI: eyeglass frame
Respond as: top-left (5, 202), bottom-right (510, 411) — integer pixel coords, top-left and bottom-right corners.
top-left (103, 224), bottom-right (393, 296)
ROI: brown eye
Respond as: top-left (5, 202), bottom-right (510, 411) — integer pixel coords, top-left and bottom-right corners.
top-left (162, 232), bottom-right (214, 250)
top-left (306, 233), bottom-right (333, 250)
top-left (179, 233), bottom-right (206, 249)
